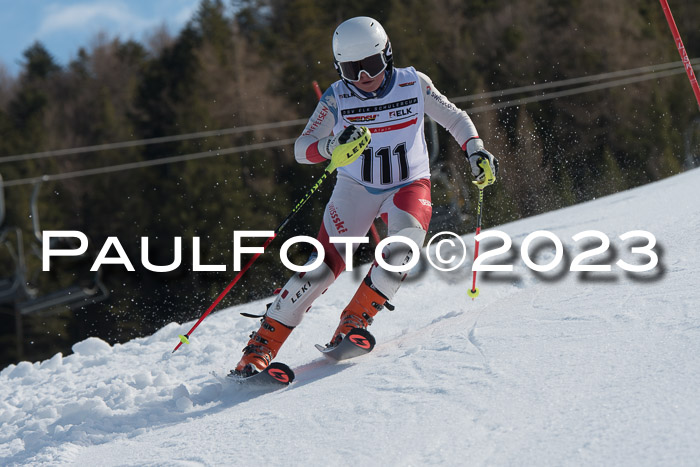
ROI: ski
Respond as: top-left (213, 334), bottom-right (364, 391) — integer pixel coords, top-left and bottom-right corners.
top-left (315, 328), bottom-right (375, 361)
top-left (223, 362), bottom-right (295, 387)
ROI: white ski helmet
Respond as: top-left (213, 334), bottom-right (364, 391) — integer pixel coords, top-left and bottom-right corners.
top-left (332, 16), bottom-right (393, 84)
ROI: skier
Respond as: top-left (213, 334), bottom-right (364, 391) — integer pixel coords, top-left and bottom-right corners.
top-left (233, 16), bottom-right (498, 376)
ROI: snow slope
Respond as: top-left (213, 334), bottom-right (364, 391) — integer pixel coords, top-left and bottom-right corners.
top-left (1, 168), bottom-right (699, 466)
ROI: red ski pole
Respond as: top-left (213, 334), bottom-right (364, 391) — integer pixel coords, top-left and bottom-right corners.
top-left (659, 0), bottom-right (700, 110)
top-left (467, 159), bottom-right (495, 300)
top-left (467, 186), bottom-right (484, 299)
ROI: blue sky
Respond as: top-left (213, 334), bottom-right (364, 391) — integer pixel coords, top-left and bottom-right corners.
top-left (0, 0), bottom-right (201, 76)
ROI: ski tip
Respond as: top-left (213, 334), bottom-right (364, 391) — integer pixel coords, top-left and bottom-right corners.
top-left (316, 328), bottom-right (376, 360)
top-left (347, 328), bottom-right (375, 350)
top-left (267, 362), bottom-right (295, 385)
top-left (228, 362), bottom-right (295, 386)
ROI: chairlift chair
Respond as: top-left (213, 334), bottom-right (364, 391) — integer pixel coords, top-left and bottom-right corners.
top-left (9, 180), bottom-right (109, 317)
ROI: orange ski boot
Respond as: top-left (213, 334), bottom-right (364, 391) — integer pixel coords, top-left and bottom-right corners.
top-left (329, 278), bottom-right (389, 347)
top-left (233, 317), bottom-right (293, 377)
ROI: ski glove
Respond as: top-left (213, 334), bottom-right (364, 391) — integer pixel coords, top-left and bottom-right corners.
top-left (465, 138), bottom-right (498, 186)
top-left (318, 125), bottom-right (366, 160)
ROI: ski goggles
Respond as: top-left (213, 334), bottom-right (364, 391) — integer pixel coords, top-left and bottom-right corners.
top-left (337, 53), bottom-right (387, 82)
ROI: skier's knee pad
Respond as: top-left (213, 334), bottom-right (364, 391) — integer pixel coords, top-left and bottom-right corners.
top-left (266, 259), bottom-right (335, 328)
top-left (369, 226), bottom-right (426, 300)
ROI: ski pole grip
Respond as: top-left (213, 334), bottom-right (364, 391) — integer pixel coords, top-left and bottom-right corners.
top-left (326, 127), bottom-right (371, 173)
top-left (472, 158), bottom-right (495, 189)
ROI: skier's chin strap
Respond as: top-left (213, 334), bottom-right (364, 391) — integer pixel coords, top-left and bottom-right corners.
top-left (343, 69), bottom-right (394, 101)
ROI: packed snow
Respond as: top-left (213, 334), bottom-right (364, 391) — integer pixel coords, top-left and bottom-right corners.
top-left (1, 168), bottom-right (699, 466)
